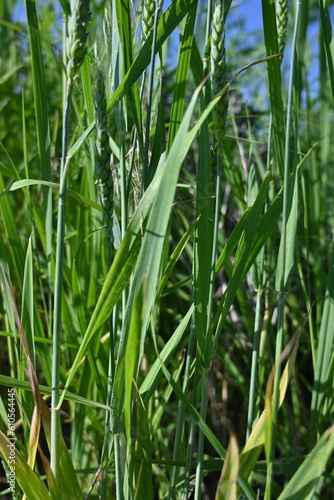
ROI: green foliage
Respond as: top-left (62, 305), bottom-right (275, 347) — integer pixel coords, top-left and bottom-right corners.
top-left (0, 0), bottom-right (334, 499)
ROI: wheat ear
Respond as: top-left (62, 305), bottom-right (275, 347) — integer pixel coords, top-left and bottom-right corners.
top-left (211, 1), bottom-right (228, 156)
top-left (66, 0), bottom-right (91, 83)
top-left (94, 71), bottom-right (114, 240)
top-left (276, 0), bottom-right (288, 57)
top-left (141, 0), bottom-right (163, 40)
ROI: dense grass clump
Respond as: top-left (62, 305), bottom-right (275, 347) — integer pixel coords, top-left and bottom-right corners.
top-left (0, 0), bottom-right (334, 499)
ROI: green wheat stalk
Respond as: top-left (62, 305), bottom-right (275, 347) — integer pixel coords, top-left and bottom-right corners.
top-left (51, 0), bottom-right (91, 479)
top-left (211, 1), bottom-right (228, 157)
top-left (194, 2), bottom-right (230, 499)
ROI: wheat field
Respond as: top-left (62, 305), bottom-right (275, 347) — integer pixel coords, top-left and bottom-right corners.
top-left (0, 0), bottom-right (334, 498)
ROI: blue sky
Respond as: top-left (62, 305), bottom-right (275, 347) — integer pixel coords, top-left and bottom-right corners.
top-left (236, 0), bottom-right (263, 31)
top-left (12, 0), bottom-right (332, 96)
top-left (13, 0), bottom-right (264, 32)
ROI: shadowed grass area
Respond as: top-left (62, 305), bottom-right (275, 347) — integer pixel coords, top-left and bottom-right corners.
top-left (0, 0), bottom-right (334, 498)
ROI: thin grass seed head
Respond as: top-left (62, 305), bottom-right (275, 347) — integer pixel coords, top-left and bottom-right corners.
top-left (94, 71), bottom-right (113, 237)
top-left (141, 0), bottom-right (163, 40)
top-left (66, 0), bottom-right (91, 83)
top-left (276, 0), bottom-right (288, 57)
top-left (211, 2), bottom-right (228, 155)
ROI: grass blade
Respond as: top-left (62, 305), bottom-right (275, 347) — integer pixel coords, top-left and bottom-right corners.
top-left (277, 425), bottom-right (334, 500)
top-left (215, 434), bottom-right (239, 500)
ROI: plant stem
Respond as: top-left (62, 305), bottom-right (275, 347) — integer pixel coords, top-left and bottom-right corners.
top-left (142, 0), bottom-right (161, 191)
top-left (50, 78), bottom-right (73, 478)
top-left (169, 323), bottom-right (197, 498)
top-left (265, 2), bottom-right (301, 496)
top-left (246, 289), bottom-right (263, 440)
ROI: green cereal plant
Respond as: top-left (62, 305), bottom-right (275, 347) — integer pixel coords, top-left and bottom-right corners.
top-left (190, 2), bottom-right (232, 498)
top-left (51, 0), bottom-right (91, 480)
top-left (2, 0), bottom-right (334, 498)
top-left (211, 0), bottom-right (228, 157)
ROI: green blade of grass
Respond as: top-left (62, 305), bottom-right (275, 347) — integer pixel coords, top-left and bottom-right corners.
top-left (156, 218), bottom-right (198, 299)
top-left (3, 178), bottom-right (102, 212)
top-left (0, 170), bottom-right (25, 284)
top-left (140, 304), bottom-right (194, 402)
top-left (194, 125), bottom-right (214, 368)
top-left (309, 236), bottom-right (334, 446)
top-left (277, 425), bottom-right (334, 500)
top-left (133, 384), bottom-right (153, 500)
top-left (21, 236), bottom-right (35, 367)
top-left (275, 168), bottom-right (298, 292)
top-left (261, 0), bottom-right (285, 176)
top-left (56, 230), bottom-right (142, 409)
top-left (0, 431), bottom-right (51, 500)
top-left (124, 285), bottom-right (143, 444)
top-left (115, 0), bottom-right (142, 138)
top-left (25, 0), bottom-right (52, 280)
top-left (71, 260), bottom-right (87, 335)
top-left (0, 374), bottom-right (110, 410)
top-left (213, 169), bottom-right (273, 338)
top-left (80, 56), bottom-right (94, 123)
top-left (319, 0), bottom-right (334, 103)
top-left (267, 4), bottom-right (301, 495)
top-left (167, 0), bottom-right (198, 150)
top-left (215, 434), bottom-right (239, 500)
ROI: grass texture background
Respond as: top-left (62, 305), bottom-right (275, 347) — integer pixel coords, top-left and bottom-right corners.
top-left (0, 0), bottom-right (334, 498)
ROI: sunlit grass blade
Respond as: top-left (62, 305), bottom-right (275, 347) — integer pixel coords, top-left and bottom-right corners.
top-left (57, 231), bottom-right (142, 408)
top-left (215, 434), bottom-right (239, 500)
top-left (0, 375), bottom-right (109, 410)
top-left (0, 431), bottom-right (51, 500)
top-left (21, 236), bottom-right (35, 367)
top-left (80, 56), bottom-right (94, 123)
top-left (3, 178), bottom-right (103, 212)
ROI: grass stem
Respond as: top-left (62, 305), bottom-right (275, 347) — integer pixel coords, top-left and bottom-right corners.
top-left (50, 78), bottom-right (73, 477)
